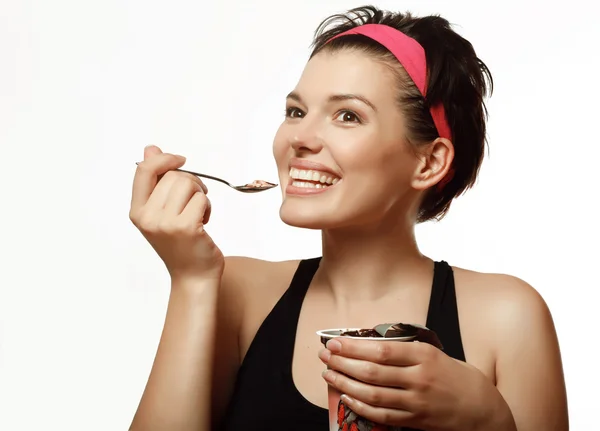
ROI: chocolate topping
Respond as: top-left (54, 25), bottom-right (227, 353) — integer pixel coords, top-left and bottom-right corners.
top-left (339, 329), bottom-right (381, 338)
top-left (339, 323), bottom-right (443, 350)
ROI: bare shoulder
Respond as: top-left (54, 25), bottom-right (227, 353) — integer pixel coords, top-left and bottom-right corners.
top-left (221, 256), bottom-right (303, 357)
top-left (223, 255), bottom-right (301, 283)
top-left (452, 266), bottom-right (567, 430)
top-left (452, 266), bottom-right (554, 334)
top-left (221, 256), bottom-right (301, 304)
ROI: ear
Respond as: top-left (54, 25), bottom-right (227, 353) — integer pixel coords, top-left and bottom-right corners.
top-left (411, 137), bottom-right (454, 191)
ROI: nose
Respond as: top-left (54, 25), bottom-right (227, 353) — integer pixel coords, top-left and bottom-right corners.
top-left (289, 119), bottom-right (324, 154)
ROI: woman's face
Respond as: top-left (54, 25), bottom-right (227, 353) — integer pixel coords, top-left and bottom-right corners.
top-left (273, 49), bottom-right (422, 230)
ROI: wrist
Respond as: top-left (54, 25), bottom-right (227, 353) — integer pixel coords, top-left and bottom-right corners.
top-left (473, 391), bottom-right (516, 431)
top-left (170, 275), bottom-right (221, 298)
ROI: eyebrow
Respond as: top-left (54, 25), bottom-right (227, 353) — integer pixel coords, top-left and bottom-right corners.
top-left (286, 91), bottom-right (378, 112)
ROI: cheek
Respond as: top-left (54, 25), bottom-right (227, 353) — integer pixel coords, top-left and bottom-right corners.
top-left (272, 126), bottom-right (288, 165)
top-left (337, 140), bottom-right (402, 179)
top-left (339, 142), bottom-right (413, 205)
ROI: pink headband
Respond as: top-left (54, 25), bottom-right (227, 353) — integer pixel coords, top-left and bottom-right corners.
top-left (327, 24), bottom-right (454, 189)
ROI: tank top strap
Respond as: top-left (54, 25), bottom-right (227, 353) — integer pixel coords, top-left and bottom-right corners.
top-left (243, 257), bottom-right (321, 368)
top-left (276, 257), bottom-right (321, 362)
top-left (425, 261), bottom-right (466, 362)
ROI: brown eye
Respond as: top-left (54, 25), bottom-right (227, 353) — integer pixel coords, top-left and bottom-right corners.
top-left (286, 107), bottom-right (305, 119)
top-left (335, 110), bottom-right (360, 123)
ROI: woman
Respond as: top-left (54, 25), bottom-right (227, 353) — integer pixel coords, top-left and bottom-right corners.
top-left (128, 6), bottom-right (568, 431)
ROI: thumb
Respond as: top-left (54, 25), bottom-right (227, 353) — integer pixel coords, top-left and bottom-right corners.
top-left (144, 145), bottom-right (163, 160)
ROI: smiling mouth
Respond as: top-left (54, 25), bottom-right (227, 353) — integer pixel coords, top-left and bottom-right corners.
top-left (289, 167), bottom-right (340, 189)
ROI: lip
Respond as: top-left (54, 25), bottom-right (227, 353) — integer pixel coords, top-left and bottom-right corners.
top-left (288, 158), bottom-right (341, 179)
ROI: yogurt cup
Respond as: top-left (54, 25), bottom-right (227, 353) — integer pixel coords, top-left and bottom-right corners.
top-left (316, 323), bottom-right (443, 431)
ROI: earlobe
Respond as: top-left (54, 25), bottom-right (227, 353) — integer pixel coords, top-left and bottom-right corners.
top-left (411, 137), bottom-right (454, 191)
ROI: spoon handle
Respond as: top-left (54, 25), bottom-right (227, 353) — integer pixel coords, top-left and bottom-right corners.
top-left (135, 162), bottom-right (233, 188)
top-left (174, 168), bottom-right (232, 187)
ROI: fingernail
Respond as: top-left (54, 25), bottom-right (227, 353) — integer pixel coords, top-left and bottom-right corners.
top-left (340, 394), bottom-right (354, 405)
top-left (322, 370), bottom-right (335, 383)
top-left (326, 339), bottom-right (342, 353)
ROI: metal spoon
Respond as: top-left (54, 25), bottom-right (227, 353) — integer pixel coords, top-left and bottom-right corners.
top-left (135, 163), bottom-right (278, 193)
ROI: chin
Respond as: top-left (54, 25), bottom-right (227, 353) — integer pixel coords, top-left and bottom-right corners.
top-left (279, 200), bottom-right (340, 230)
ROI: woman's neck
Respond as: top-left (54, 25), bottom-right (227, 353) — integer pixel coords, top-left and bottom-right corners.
top-left (316, 218), bottom-right (433, 303)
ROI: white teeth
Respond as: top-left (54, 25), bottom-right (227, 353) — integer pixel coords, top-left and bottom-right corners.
top-left (288, 167), bottom-right (340, 186)
top-left (291, 181), bottom-right (331, 189)
top-left (292, 181), bottom-right (316, 188)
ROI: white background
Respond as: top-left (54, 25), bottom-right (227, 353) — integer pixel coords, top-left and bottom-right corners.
top-left (1, 0), bottom-right (598, 429)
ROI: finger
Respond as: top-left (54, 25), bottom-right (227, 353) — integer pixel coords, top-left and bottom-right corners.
top-left (145, 171), bottom-right (182, 212)
top-left (131, 153), bottom-right (186, 210)
top-left (203, 194), bottom-right (212, 224)
top-left (158, 171), bottom-right (208, 194)
top-left (322, 352), bottom-right (414, 388)
top-left (322, 369), bottom-right (413, 411)
top-left (179, 191), bottom-right (211, 228)
top-left (337, 393), bottom-right (417, 428)
top-left (325, 338), bottom-right (425, 366)
top-left (144, 145), bottom-right (163, 160)
top-left (164, 175), bottom-right (206, 215)
top-left (193, 177), bottom-right (208, 194)
top-left (161, 171), bottom-right (208, 195)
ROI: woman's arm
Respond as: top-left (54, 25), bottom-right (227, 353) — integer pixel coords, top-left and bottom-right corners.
top-left (129, 258), bottom-right (246, 431)
top-left (492, 275), bottom-right (569, 431)
top-left (129, 277), bottom-right (219, 431)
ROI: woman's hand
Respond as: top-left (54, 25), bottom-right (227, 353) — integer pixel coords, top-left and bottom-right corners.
top-left (129, 145), bottom-right (225, 281)
top-left (318, 338), bottom-right (516, 431)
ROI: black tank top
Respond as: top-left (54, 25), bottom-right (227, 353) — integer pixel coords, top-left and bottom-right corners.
top-left (219, 258), bottom-right (465, 430)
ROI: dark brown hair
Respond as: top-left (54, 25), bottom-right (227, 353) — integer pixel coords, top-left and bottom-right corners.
top-left (310, 5), bottom-right (493, 222)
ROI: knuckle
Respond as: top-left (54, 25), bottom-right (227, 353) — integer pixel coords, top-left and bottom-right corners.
top-left (415, 397), bottom-right (429, 416)
top-left (161, 170), bottom-right (178, 181)
top-left (175, 174), bottom-right (203, 191)
top-left (379, 410), bottom-right (393, 425)
top-left (165, 153), bottom-right (183, 162)
top-left (407, 394), bottom-right (428, 420)
top-left (419, 343), bottom-right (437, 362)
top-left (196, 191), bottom-right (209, 206)
top-left (137, 211), bottom-right (157, 232)
top-left (413, 367), bottom-right (432, 391)
top-left (135, 162), bottom-right (151, 175)
top-left (375, 342), bottom-right (392, 363)
top-left (361, 362), bottom-right (379, 382)
top-left (365, 387), bottom-right (383, 405)
top-left (129, 209), bottom-right (139, 224)
top-left (185, 176), bottom-right (202, 191)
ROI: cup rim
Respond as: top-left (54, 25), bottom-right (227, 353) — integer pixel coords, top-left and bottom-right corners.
top-left (316, 328), bottom-right (416, 341)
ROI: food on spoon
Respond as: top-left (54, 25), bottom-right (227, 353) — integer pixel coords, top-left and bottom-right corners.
top-left (244, 179), bottom-right (277, 188)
